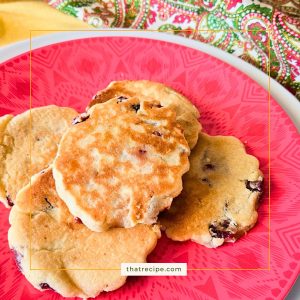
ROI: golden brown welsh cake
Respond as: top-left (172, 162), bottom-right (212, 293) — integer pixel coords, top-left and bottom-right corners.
top-left (159, 132), bottom-right (263, 248)
top-left (87, 80), bottom-right (201, 149)
top-left (8, 167), bottom-right (160, 298)
top-left (0, 106), bottom-right (77, 207)
top-left (53, 97), bottom-right (190, 232)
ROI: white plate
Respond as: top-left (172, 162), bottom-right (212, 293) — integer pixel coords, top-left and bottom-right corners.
top-left (0, 30), bottom-right (299, 298)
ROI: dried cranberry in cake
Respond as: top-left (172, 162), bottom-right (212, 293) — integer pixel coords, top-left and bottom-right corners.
top-left (44, 197), bottom-right (54, 210)
top-left (209, 218), bottom-right (237, 239)
top-left (39, 283), bottom-right (54, 290)
top-left (220, 219), bottom-right (230, 228)
top-left (209, 226), bottom-right (232, 239)
top-left (131, 104), bottom-right (140, 112)
top-left (201, 178), bottom-right (212, 187)
top-left (74, 217), bottom-right (82, 224)
top-left (246, 180), bottom-right (263, 192)
top-left (12, 249), bottom-right (23, 271)
top-left (154, 104), bottom-right (163, 108)
top-left (153, 131), bottom-right (162, 137)
top-left (6, 194), bottom-right (14, 207)
top-left (72, 112), bottom-right (90, 125)
top-left (203, 163), bottom-right (214, 171)
top-left (117, 96), bottom-right (128, 103)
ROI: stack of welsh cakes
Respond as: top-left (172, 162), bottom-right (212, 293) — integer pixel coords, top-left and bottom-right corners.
top-left (0, 81), bottom-right (263, 298)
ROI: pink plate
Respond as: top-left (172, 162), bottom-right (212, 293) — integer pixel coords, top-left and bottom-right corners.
top-left (0, 37), bottom-right (299, 300)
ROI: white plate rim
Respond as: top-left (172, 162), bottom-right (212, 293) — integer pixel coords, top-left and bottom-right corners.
top-left (0, 30), bottom-right (299, 131)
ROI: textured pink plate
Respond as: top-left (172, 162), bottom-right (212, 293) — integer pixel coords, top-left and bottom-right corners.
top-left (0, 37), bottom-right (299, 300)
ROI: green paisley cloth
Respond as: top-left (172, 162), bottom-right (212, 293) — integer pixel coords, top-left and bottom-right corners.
top-left (47, 0), bottom-right (300, 100)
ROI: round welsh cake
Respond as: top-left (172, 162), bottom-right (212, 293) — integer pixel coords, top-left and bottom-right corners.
top-left (87, 80), bottom-right (201, 149)
top-left (0, 105), bottom-right (77, 208)
top-left (53, 97), bottom-right (190, 232)
top-left (8, 167), bottom-right (160, 298)
top-left (159, 132), bottom-right (263, 248)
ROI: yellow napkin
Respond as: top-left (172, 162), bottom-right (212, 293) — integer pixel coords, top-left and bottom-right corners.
top-left (0, 1), bottom-right (92, 46)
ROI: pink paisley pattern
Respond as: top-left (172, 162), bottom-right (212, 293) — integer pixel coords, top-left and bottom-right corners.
top-left (0, 37), bottom-right (299, 300)
top-left (47, 0), bottom-right (300, 100)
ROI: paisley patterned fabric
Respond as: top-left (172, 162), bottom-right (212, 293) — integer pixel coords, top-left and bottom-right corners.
top-left (47, 0), bottom-right (300, 100)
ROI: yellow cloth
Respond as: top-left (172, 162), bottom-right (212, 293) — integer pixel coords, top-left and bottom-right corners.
top-left (0, 1), bottom-right (92, 46)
